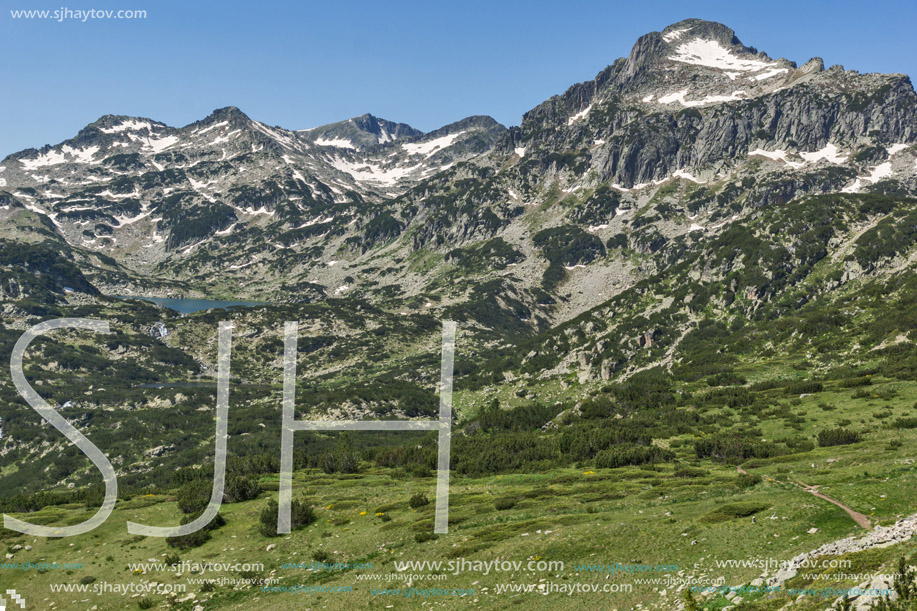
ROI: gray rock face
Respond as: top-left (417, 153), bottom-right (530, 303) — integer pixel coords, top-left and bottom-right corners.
top-left (519, 19), bottom-right (917, 189)
top-left (148, 322), bottom-right (169, 338)
top-left (144, 443), bottom-right (175, 458)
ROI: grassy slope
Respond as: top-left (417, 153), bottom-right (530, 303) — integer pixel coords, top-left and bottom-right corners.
top-left (2, 376), bottom-right (916, 610)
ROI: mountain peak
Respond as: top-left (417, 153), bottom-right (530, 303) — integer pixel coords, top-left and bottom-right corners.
top-left (301, 113), bottom-right (422, 149)
top-left (604, 19), bottom-right (794, 91)
top-left (348, 114), bottom-right (422, 144)
top-left (632, 19), bottom-right (785, 74)
top-left (659, 19), bottom-right (746, 49)
top-left (203, 106), bottom-right (252, 125)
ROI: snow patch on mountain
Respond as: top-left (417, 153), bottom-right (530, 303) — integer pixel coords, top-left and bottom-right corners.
top-left (799, 143), bottom-right (848, 164)
top-left (673, 169), bottom-right (703, 182)
top-left (658, 89), bottom-right (746, 107)
top-left (100, 119), bottom-right (154, 134)
top-left (750, 144), bottom-right (848, 169)
top-left (567, 105), bottom-right (592, 125)
top-left (19, 150), bottom-right (67, 169)
top-left (402, 131), bottom-right (466, 156)
top-left (330, 156), bottom-right (418, 187)
top-left (669, 39), bottom-right (780, 78)
top-left (314, 137), bottom-right (355, 149)
top-left (753, 67), bottom-right (789, 81)
top-left (843, 162), bottom-right (894, 193)
top-left (145, 136), bottom-right (178, 154)
top-left (662, 28), bottom-right (690, 43)
top-left (20, 145), bottom-right (100, 169)
top-left (195, 121), bottom-right (228, 135)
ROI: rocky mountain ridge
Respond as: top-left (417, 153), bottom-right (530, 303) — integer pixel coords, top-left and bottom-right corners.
top-left (2, 18), bottom-right (917, 342)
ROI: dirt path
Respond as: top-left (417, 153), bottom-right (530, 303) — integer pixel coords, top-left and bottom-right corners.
top-left (794, 479), bottom-right (872, 530)
top-left (736, 467), bottom-right (871, 530)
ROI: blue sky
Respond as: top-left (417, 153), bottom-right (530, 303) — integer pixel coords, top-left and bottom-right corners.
top-left (2, 0), bottom-right (916, 155)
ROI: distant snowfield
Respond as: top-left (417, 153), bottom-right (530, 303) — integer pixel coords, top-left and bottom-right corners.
top-left (673, 169), bottom-right (703, 183)
top-left (210, 129), bottom-right (242, 146)
top-left (669, 39), bottom-right (782, 80)
top-left (402, 131), bottom-right (466, 156)
top-left (20, 145), bottom-right (100, 169)
top-left (329, 156), bottom-right (420, 187)
top-left (567, 105), bottom-right (592, 125)
top-left (100, 119), bottom-right (153, 134)
top-left (843, 162), bottom-right (894, 193)
top-left (658, 89), bottom-right (746, 107)
top-left (113, 210), bottom-right (153, 226)
top-left (195, 121), bottom-right (228, 135)
top-left (214, 223), bottom-right (237, 236)
top-left (314, 137), bottom-right (355, 149)
top-left (20, 149), bottom-right (67, 169)
top-left (748, 143), bottom-right (847, 169)
top-left (799, 143), bottom-right (848, 164)
top-left (145, 135), bottom-right (178, 154)
top-left (753, 67), bottom-right (789, 81)
top-left (662, 28), bottom-right (690, 43)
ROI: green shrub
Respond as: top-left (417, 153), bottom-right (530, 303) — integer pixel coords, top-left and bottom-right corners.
top-left (694, 434), bottom-right (784, 463)
top-left (891, 418), bottom-right (917, 429)
top-left (533, 225), bottom-right (606, 267)
top-left (594, 445), bottom-right (673, 469)
top-left (258, 498), bottom-right (315, 537)
top-left (817, 428), bottom-right (861, 447)
top-left (166, 512), bottom-right (225, 549)
top-left (224, 475), bottom-right (261, 503)
top-left (673, 467), bottom-right (708, 479)
top-left (736, 473), bottom-right (763, 489)
top-left (707, 371), bottom-right (747, 387)
top-left (841, 376), bottom-right (872, 388)
top-left (408, 493), bottom-right (430, 509)
top-left (312, 550), bottom-right (333, 563)
top-left (784, 381), bottom-right (823, 395)
top-left (702, 502), bottom-right (770, 523)
top-left (320, 435), bottom-right (360, 474)
top-left (176, 479), bottom-right (211, 515)
top-left (494, 498), bottom-right (516, 511)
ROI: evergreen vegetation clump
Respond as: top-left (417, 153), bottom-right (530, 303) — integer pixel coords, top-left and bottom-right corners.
top-left (258, 498), bottom-right (316, 537)
top-left (817, 428), bottom-right (861, 447)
